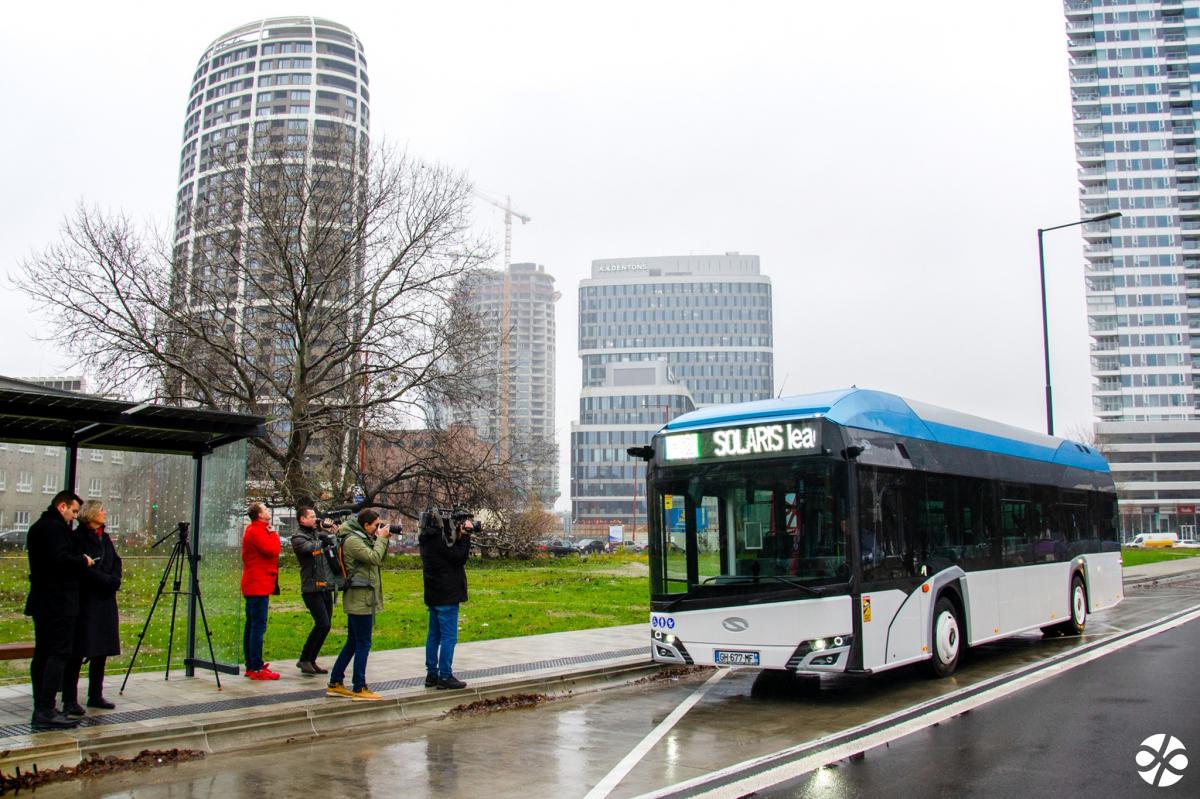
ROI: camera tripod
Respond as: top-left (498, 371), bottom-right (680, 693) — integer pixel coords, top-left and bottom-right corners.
top-left (120, 522), bottom-right (222, 693)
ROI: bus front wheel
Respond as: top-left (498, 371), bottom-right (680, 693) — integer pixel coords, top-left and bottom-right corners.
top-left (927, 596), bottom-right (962, 678)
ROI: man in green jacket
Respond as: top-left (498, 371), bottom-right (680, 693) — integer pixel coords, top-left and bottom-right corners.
top-left (326, 509), bottom-right (391, 701)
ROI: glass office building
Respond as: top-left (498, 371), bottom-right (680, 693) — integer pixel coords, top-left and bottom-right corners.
top-left (571, 253), bottom-right (774, 533)
top-left (1066, 0), bottom-right (1200, 536)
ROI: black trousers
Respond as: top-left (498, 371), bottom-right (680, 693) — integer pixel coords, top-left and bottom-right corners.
top-left (62, 655), bottom-right (108, 704)
top-left (300, 591), bottom-right (334, 663)
top-left (30, 614), bottom-right (76, 711)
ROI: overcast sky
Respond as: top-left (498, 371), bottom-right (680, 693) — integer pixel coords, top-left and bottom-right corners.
top-left (1, 1), bottom-right (1090, 511)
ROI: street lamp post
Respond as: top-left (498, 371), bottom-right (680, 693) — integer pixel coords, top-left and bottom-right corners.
top-left (1037, 211), bottom-right (1121, 436)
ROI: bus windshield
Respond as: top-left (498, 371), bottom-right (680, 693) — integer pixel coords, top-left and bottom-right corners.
top-left (650, 458), bottom-right (850, 596)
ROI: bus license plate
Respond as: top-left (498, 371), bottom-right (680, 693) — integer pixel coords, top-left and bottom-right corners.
top-left (715, 650), bottom-right (760, 666)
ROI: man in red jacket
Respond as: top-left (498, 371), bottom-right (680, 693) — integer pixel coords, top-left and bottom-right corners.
top-left (241, 502), bottom-right (281, 680)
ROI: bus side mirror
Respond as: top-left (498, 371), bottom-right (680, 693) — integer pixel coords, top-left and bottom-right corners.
top-left (627, 446), bottom-right (654, 461)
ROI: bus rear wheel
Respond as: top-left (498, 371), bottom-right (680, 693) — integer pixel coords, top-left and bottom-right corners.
top-left (1062, 574), bottom-right (1088, 635)
top-left (927, 596), bottom-right (962, 678)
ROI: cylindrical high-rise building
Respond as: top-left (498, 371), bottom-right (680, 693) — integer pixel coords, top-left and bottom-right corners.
top-left (173, 17), bottom-right (370, 294)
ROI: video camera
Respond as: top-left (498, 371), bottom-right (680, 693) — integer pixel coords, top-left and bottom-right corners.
top-left (420, 507), bottom-right (481, 544)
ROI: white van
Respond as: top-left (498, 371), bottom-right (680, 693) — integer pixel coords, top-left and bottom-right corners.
top-left (1129, 532), bottom-right (1180, 549)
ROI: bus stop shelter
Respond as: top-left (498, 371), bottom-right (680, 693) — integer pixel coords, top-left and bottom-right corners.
top-left (0, 377), bottom-right (265, 675)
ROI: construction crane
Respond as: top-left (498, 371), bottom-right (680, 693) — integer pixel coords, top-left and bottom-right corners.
top-left (474, 191), bottom-right (531, 466)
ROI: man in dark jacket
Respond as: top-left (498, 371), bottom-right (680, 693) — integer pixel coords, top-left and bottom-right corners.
top-left (24, 490), bottom-right (91, 730)
top-left (291, 506), bottom-right (338, 675)
top-left (419, 509), bottom-right (471, 690)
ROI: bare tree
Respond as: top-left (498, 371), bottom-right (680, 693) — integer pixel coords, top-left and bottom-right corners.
top-left (18, 132), bottom-right (495, 506)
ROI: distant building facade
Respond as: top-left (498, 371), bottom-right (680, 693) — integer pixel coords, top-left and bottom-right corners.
top-left (1065, 1), bottom-right (1200, 536)
top-left (570, 361), bottom-right (695, 536)
top-left (460, 263), bottom-right (559, 506)
top-left (571, 253), bottom-right (773, 531)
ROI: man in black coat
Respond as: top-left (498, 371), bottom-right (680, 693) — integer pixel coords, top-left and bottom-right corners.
top-left (24, 490), bottom-right (92, 730)
top-left (419, 509), bottom-right (471, 690)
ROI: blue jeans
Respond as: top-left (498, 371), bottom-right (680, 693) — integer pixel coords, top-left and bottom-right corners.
top-left (331, 613), bottom-right (374, 691)
top-left (425, 604), bottom-right (460, 678)
top-left (243, 596), bottom-right (269, 671)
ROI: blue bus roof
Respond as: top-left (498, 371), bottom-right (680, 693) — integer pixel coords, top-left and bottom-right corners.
top-left (664, 387), bottom-right (1110, 473)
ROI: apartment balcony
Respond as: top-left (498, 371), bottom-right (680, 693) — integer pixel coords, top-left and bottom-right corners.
top-left (1089, 317), bottom-right (1118, 332)
top-left (1164, 33), bottom-right (1188, 44)
top-left (1071, 72), bottom-right (1099, 85)
top-left (1066, 18), bottom-right (1093, 31)
top-left (1064, 0), bottom-right (1092, 12)
top-left (1184, 241), bottom-right (1200, 250)
top-left (1072, 91), bottom-right (1100, 104)
top-left (1077, 147), bottom-right (1104, 160)
top-left (1086, 260), bottom-right (1115, 274)
top-left (1073, 109), bottom-right (1102, 121)
top-left (1084, 242), bottom-right (1113, 254)
top-left (1078, 168), bottom-right (1106, 183)
top-left (1067, 37), bottom-right (1097, 51)
top-left (1166, 52), bottom-right (1189, 61)
top-left (1080, 185), bottom-right (1108, 197)
top-left (1069, 56), bottom-right (1097, 69)
top-left (1094, 382), bottom-right (1122, 394)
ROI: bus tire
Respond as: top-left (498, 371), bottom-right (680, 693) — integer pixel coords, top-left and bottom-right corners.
top-left (927, 595), bottom-right (962, 678)
top-left (1060, 574), bottom-right (1088, 636)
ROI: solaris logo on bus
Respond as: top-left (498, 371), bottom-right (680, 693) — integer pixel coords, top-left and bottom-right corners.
top-left (1136, 734), bottom-right (1188, 787)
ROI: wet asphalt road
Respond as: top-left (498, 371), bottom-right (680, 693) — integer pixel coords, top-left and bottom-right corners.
top-left (762, 589), bottom-right (1200, 798)
top-left (29, 578), bottom-right (1200, 799)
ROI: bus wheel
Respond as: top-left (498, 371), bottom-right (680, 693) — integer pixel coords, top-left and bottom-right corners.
top-left (927, 596), bottom-right (962, 678)
top-left (1064, 574), bottom-right (1088, 635)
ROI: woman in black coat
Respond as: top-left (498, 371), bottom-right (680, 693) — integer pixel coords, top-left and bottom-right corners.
top-left (62, 500), bottom-right (122, 714)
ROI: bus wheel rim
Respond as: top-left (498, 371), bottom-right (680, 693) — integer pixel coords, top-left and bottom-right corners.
top-left (936, 611), bottom-right (959, 663)
top-left (1073, 585), bottom-right (1087, 625)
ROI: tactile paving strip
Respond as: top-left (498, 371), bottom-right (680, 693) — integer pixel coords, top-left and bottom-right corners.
top-left (0, 645), bottom-right (649, 739)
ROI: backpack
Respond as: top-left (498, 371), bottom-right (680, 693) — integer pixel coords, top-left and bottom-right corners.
top-left (329, 531), bottom-right (372, 590)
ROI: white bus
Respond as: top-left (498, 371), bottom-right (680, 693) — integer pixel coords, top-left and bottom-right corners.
top-left (632, 388), bottom-right (1123, 678)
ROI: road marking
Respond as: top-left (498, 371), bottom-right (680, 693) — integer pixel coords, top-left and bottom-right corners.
top-left (583, 668), bottom-right (728, 799)
top-left (636, 604), bottom-right (1200, 799)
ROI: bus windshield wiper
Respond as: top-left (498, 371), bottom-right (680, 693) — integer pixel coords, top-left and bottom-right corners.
top-left (697, 574), bottom-right (823, 595)
top-left (765, 575), bottom-right (823, 595)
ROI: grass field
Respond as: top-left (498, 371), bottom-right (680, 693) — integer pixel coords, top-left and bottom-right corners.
top-left (1119, 546), bottom-right (1200, 567)
top-left (0, 552), bottom-right (651, 684)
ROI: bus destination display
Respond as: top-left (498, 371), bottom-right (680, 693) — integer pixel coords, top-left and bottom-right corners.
top-left (662, 421), bottom-right (821, 463)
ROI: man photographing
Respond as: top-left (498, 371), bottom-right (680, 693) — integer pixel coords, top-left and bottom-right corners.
top-left (292, 507), bottom-right (338, 675)
top-left (24, 490), bottom-right (93, 730)
top-left (420, 509), bottom-right (472, 690)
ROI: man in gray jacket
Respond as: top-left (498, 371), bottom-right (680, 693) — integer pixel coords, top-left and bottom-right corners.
top-left (292, 506), bottom-right (338, 675)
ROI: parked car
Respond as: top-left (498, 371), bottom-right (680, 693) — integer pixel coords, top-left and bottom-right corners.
top-left (1129, 532), bottom-right (1179, 548)
top-left (575, 538), bottom-right (606, 555)
top-left (0, 529), bottom-right (29, 550)
top-left (1176, 538), bottom-right (1200, 548)
top-left (606, 540), bottom-right (645, 553)
top-left (537, 539), bottom-right (578, 557)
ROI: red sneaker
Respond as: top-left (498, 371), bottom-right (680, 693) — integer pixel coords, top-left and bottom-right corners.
top-left (258, 667), bottom-right (281, 680)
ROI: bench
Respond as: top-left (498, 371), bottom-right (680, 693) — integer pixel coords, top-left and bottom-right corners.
top-left (0, 643), bottom-right (35, 660)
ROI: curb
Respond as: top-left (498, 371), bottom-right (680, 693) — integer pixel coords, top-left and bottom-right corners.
top-left (0, 659), bottom-right (659, 775)
top-left (1122, 561), bottom-right (1200, 588)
